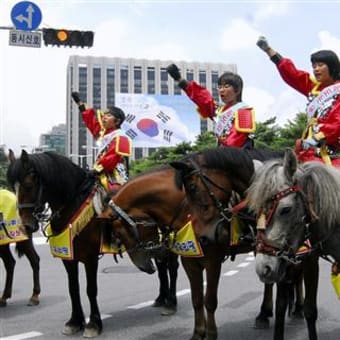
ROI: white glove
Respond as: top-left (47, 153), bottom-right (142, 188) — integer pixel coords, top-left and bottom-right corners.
top-left (302, 137), bottom-right (319, 149)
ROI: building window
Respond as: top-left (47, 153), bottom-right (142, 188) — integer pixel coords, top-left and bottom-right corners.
top-left (93, 67), bottom-right (101, 109)
top-left (160, 68), bottom-right (168, 94)
top-left (199, 70), bottom-right (206, 87)
top-left (107, 66), bottom-right (115, 107)
top-left (134, 66), bottom-right (142, 93)
top-left (211, 71), bottom-right (219, 101)
top-left (120, 64), bottom-right (129, 93)
top-left (134, 147), bottom-right (143, 160)
top-left (147, 67), bottom-right (155, 94)
top-left (78, 66), bottom-right (88, 156)
top-left (186, 69), bottom-right (194, 82)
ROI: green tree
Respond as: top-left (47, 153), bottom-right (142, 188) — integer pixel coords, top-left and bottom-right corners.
top-left (254, 117), bottom-right (281, 149)
top-left (0, 147), bottom-right (9, 189)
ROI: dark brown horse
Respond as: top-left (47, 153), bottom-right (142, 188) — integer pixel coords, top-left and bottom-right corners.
top-left (99, 160), bottom-right (284, 340)
top-left (0, 189), bottom-right (40, 307)
top-left (6, 150), bottom-right (161, 338)
top-left (170, 146), bottom-right (308, 340)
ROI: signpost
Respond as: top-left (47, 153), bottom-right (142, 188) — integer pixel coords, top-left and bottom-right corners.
top-left (9, 29), bottom-right (41, 47)
top-left (10, 1), bottom-right (42, 31)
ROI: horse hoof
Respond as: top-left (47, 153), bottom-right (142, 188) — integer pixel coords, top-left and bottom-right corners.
top-left (83, 326), bottom-right (102, 338)
top-left (161, 306), bottom-right (176, 316)
top-left (27, 296), bottom-right (40, 306)
top-left (152, 298), bottom-right (166, 307)
top-left (0, 299), bottom-right (7, 307)
top-left (254, 317), bottom-right (270, 329)
top-left (62, 324), bottom-right (83, 335)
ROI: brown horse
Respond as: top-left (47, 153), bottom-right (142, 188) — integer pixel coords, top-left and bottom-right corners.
top-left (6, 149), bottom-right (161, 338)
top-left (0, 189), bottom-right (40, 307)
top-left (99, 161), bottom-right (283, 340)
top-left (170, 146), bottom-right (309, 340)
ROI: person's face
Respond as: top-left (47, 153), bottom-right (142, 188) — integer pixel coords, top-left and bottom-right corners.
top-left (217, 83), bottom-right (239, 106)
top-left (102, 113), bottom-right (119, 129)
top-left (312, 62), bottom-right (334, 86)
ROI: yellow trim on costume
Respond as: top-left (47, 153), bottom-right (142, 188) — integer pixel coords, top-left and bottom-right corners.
top-left (320, 145), bottom-right (332, 166)
top-left (314, 132), bottom-right (325, 141)
top-left (115, 135), bottom-right (132, 156)
top-left (96, 109), bottom-right (106, 138)
top-left (234, 109), bottom-right (256, 133)
top-left (93, 164), bottom-right (104, 172)
top-left (310, 76), bottom-right (321, 96)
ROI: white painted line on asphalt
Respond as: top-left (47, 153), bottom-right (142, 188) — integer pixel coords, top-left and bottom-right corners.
top-left (245, 256), bottom-right (255, 261)
top-left (237, 262), bottom-right (251, 268)
top-left (223, 270), bottom-right (239, 277)
top-left (127, 288), bottom-right (192, 309)
top-left (0, 331), bottom-right (43, 340)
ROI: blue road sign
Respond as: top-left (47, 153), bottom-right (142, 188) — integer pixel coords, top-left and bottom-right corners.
top-left (11, 1), bottom-right (42, 31)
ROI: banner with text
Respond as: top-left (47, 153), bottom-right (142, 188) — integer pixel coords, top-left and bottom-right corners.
top-left (116, 93), bottom-right (200, 147)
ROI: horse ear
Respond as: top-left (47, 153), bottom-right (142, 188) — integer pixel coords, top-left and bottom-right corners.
top-left (8, 149), bottom-right (16, 163)
top-left (283, 148), bottom-right (297, 180)
top-left (20, 149), bottom-right (31, 169)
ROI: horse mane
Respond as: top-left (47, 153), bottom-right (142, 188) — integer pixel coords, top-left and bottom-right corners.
top-left (7, 151), bottom-right (93, 203)
top-left (299, 162), bottom-right (340, 228)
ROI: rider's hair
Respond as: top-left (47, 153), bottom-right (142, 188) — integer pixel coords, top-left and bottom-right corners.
top-left (311, 50), bottom-right (340, 80)
top-left (103, 107), bottom-right (126, 127)
top-left (218, 72), bottom-right (243, 101)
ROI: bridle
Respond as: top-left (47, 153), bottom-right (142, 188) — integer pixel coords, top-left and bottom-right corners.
top-left (255, 184), bottom-right (316, 264)
top-left (183, 159), bottom-right (235, 224)
top-left (107, 198), bottom-right (187, 255)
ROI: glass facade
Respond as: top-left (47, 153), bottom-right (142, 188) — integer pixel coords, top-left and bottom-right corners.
top-left (147, 67), bottom-right (155, 94)
top-left (93, 67), bottom-right (101, 109)
top-left (160, 68), bottom-right (168, 94)
top-left (106, 66), bottom-right (115, 108)
top-left (134, 66), bottom-right (142, 93)
top-left (78, 66), bottom-right (88, 156)
top-left (120, 64), bottom-right (129, 93)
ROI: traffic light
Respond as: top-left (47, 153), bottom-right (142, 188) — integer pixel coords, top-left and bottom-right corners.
top-left (42, 29), bottom-right (94, 48)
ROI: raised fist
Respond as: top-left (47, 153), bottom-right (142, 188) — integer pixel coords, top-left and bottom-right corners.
top-left (71, 91), bottom-right (81, 104)
top-left (166, 64), bottom-right (182, 81)
top-left (257, 36), bottom-right (270, 52)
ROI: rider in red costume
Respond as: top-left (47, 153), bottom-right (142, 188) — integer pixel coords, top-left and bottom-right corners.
top-left (71, 92), bottom-right (132, 191)
top-left (257, 36), bottom-right (340, 166)
top-left (166, 64), bottom-right (256, 148)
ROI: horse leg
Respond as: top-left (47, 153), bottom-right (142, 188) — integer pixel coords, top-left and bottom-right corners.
top-left (291, 269), bottom-right (304, 319)
top-left (254, 283), bottom-right (273, 329)
top-left (204, 257), bottom-right (222, 340)
top-left (17, 239), bottom-right (41, 306)
top-left (83, 258), bottom-right (102, 338)
top-left (181, 257), bottom-right (206, 340)
top-left (0, 245), bottom-right (16, 307)
top-left (62, 260), bottom-right (85, 335)
top-left (161, 252), bottom-right (179, 316)
top-left (273, 282), bottom-right (290, 340)
top-left (153, 257), bottom-right (169, 307)
top-left (303, 254), bottom-right (319, 340)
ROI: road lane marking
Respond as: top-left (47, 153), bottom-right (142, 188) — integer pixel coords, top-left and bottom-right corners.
top-left (127, 288), bottom-right (191, 309)
top-left (86, 314), bottom-right (111, 322)
top-left (0, 331), bottom-right (43, 340)
top-left (237, 262), bottom-right (251, 268)
top-left (223, 270), bottom-right (239, 276)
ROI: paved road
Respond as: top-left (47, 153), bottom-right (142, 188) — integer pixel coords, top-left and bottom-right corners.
top-left (0, 237), bottom-right (339, 339)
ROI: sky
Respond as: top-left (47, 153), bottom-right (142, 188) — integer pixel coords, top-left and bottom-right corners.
top-left (1, 0), bottom-right (340, 155)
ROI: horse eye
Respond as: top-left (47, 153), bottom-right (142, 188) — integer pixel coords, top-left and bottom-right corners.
top-left (279, 206), bottom-right (291, 216)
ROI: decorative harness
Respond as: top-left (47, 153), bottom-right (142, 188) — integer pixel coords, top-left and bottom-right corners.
top-left (255, 184), bottom-right (318, 264)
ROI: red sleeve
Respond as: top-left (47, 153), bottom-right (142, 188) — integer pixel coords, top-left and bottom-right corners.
top-left (82, 108), bottom-right (101, 138)
top-left (276, 58), bottom-right (315, 97)
top-left (318, 97), bottom-right (340, 145)
top-left (184, 81), bottom-right (217, 118)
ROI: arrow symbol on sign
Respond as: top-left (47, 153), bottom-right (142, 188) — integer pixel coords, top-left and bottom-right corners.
top-left (15, 4), bottom-right (34, 29)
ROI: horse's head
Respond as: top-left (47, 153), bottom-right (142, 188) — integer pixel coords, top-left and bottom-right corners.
top-left (171, 147), bottom-right (254, 245)
top-left (100, 200), bottom-right (159, 274)
top-left (7, 149), bottom-right (43, 233)
top-left (248, 148), bottom-right (310, 283)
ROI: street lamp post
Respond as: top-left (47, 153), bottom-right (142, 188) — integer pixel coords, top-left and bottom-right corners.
top-left (69, 154), bottom-right (87, 169)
